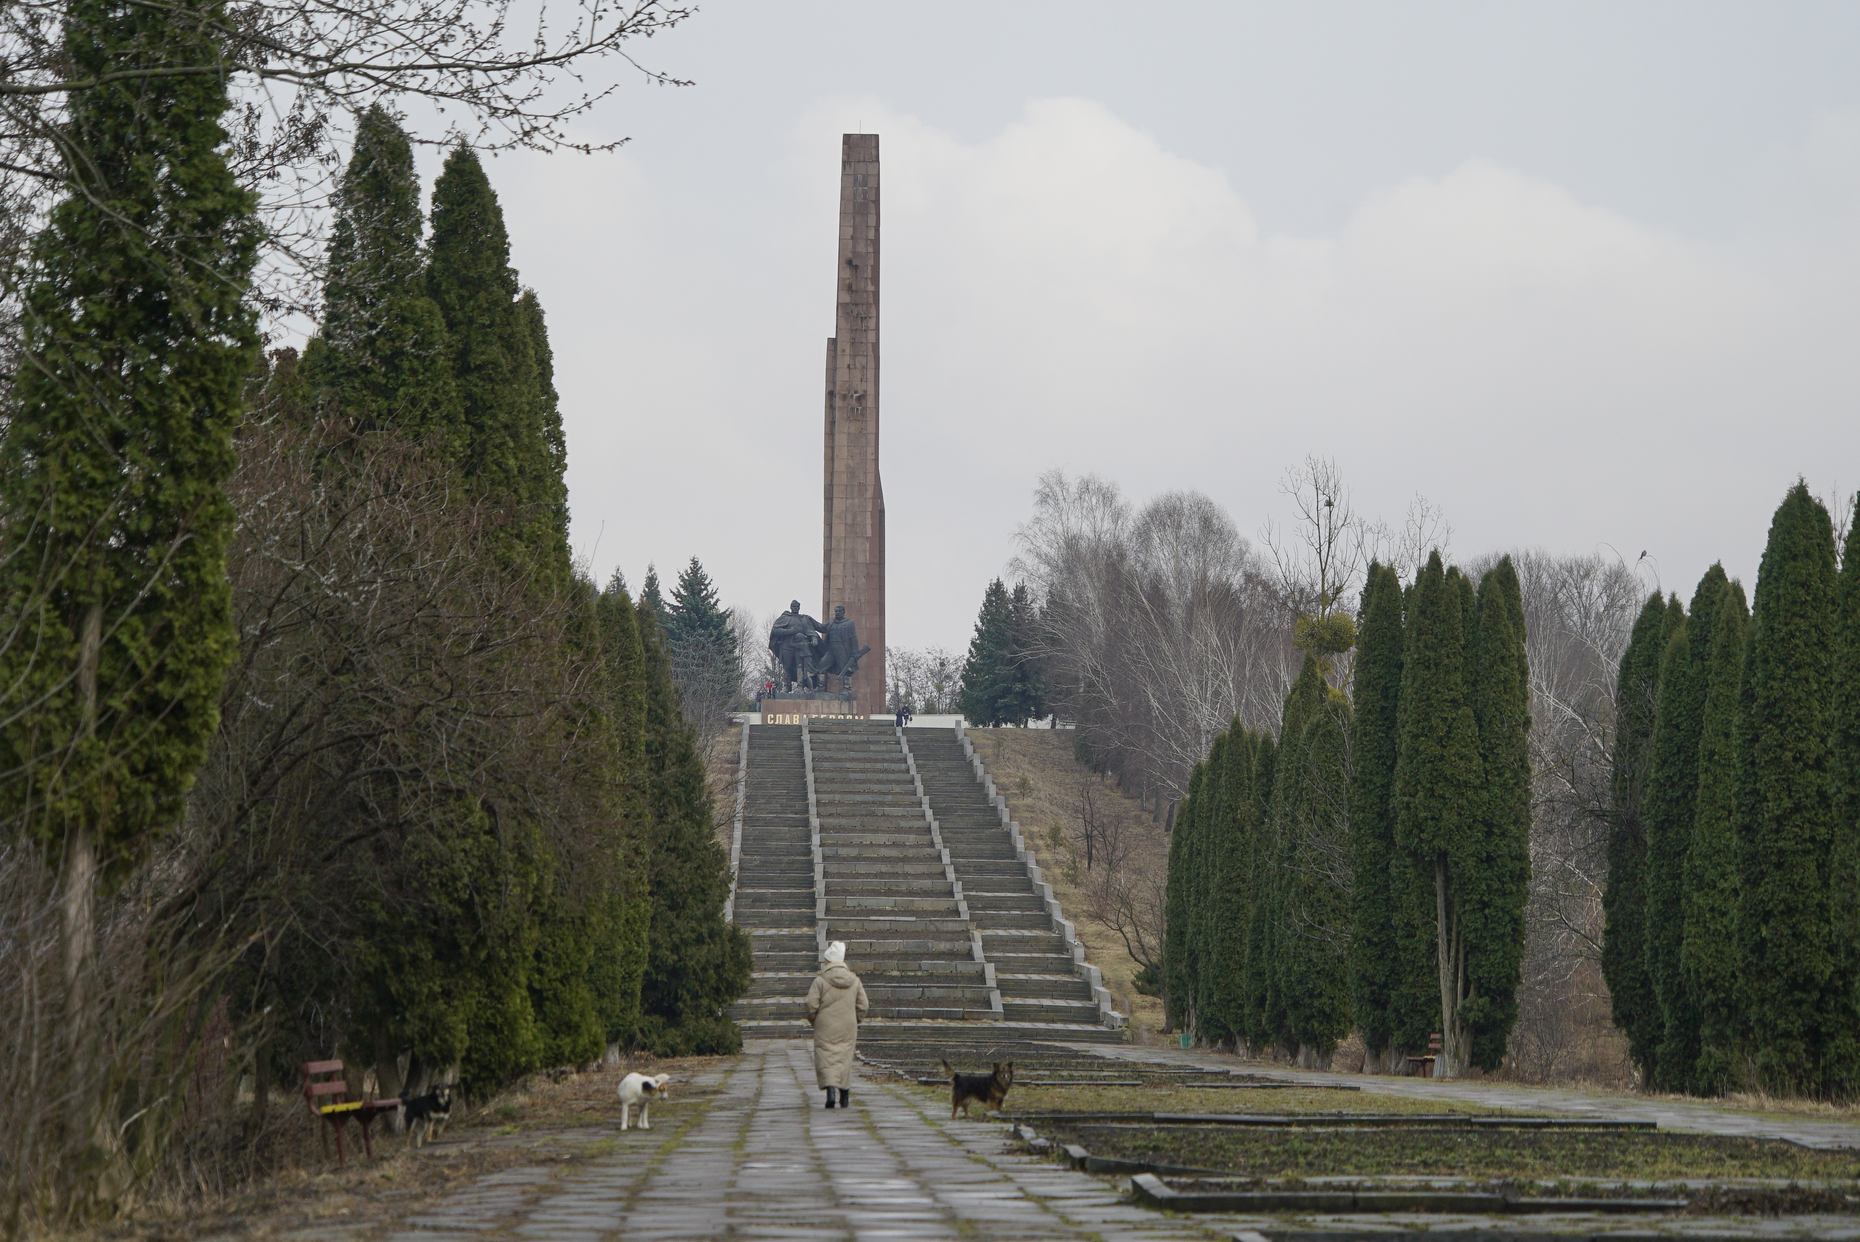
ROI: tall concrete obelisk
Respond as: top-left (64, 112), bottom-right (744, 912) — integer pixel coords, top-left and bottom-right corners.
top-left (822, 134), bottom-right (885, 714)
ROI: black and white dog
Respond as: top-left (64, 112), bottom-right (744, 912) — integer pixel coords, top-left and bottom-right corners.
top-left (400, 1083), bottom-right (455, 1148)
top-left (617, 1072), bottom-right (671, 1131)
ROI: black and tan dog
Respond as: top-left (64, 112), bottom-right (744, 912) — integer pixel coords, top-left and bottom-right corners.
top-left (400, 1083), bottom-right (455, 1148)
top-left (938, 1060), bottom-right (1015, 1119)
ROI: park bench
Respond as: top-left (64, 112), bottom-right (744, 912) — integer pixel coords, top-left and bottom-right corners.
top-left (301, 1059), bottom-right (400, 1163)
top-left (1403, 1033), bottom-right (1443, 1078)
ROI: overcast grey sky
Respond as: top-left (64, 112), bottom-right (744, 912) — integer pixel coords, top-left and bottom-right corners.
top-left (477, 1), bottom-right (1859, 648)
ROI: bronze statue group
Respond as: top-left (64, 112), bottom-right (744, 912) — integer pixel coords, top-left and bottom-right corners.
top-left (767, 600), bottom-right (869, 694)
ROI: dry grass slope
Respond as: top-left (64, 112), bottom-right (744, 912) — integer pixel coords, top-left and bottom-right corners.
top-left (962, 728), bottom-right (1171, 1039)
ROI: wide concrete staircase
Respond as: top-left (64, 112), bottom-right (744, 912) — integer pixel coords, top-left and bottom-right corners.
top-left (729, 718), bottom-right (1121, 1043)
top-left (810, 719), bottom-right (998, 1022)
top-left (906, 728), bottom-right (1108, 1026)
top-left (728, 725), bottom-right (818, 1028)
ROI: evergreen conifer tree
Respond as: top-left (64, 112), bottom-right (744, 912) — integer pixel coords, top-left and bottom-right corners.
top-left (1462, 556), bottom-right (1532, 1070)
top-left (1162, 764), bottom-right (1200, 1033)
top-left (302, 107), bottom-right (461, 447)
top-left (1279, 687), bottom-right (1355, 1062)
top-left (1009, 582), bottom-right (1048, 723)
top-left (1603, 592), bottom-right (1680, 1085)
top-left (1202, 728), bottom-right (1261, 1045)
top-left (0, 0), bottom-right (260, 1163)
top-left (635, 598), bottom-right (753, 1053)
top-left (665, 557), bottom-right (745, 717)
top-left (1348, 564), bottom-right (1407, 1064)
top-left (1642, 565), bottom-right (1728, 1089)
top-left (1738, 484), bottom-right (1844, 1097)
top-left (588, 575), bottom-right (652, 1045)
top-left (960, 579), bottom-right (1024, 726)
top-left (427, 145), bottom-right (547, 510)
top-left (1680, 577), bottom-right (1748, 1094)
top-left (1393, 553), bottom-right (1486, 1075)
top-left (1191, 735), bottom-right (1231, 1036)
top-left (516, 290), bottom-right (572, 574)
top-left (1835, 499), bottom-right (1860, 1074)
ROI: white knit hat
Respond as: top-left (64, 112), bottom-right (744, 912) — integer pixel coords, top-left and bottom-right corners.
top-left (823, 940), bottom-right (846, 966)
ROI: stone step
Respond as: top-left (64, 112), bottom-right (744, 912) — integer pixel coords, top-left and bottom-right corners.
top-left (1002, 999), bottom-right (1102, 1024)
top-left (967, 912), bottom-right (1054, 932)
top-left (832, 935), bottom-right (974, 958)
top-left (980, 931), bottom-right (1069, 955)
top-left (823, 861), bottom-right (949, 878)
top-left (961, 892), bottom-right (1044, 913)
top-left (996, 975), bottom-right (1094, 1000)
top-left (825, 896), bottom-right (960, 916)
top-left (734, 909), bottom-right (817, 928)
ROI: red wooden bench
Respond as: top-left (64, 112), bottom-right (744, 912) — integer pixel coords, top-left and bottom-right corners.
top-left (1404, 1032), bottom-right (1443, 1078)
top-left (301, 1059), bottom-right (400, 1163)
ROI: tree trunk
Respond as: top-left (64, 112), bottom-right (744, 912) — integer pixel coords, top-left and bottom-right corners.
top-left (62, 601), bottom-right (110, 1201)
top-left (1432, 852), bottom-right (1469, 1078)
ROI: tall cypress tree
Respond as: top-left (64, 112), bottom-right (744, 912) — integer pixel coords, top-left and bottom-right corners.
top-left (1835, 499), bottom-right (1860, 1076)
top-left (1203, 728), bottom-right (1261, 1046)
top-left (1191, 736), bottom-right (1230, 1036)
top-left (1462, 556), bottom-right (1531, 1070)
top-left (635, 598), bottom-right (753, 1053)
top-left (518, 290), bottom-right (572, 569)
top-left (427, 145), bottom-right (543, 507)
top-left (1279, 687), bottom-right (1355, 1063)
top-left (302, 107), bottom-right (461, 448)
top-left (0, 0), bottom-right (259, 1173)
top-left (1241, 733), bottom-right (1281, 1048)
top-left (1349, 564), bottom-right (1406, 1065)
top-left (1603, 592), bottom-right (1680, 1085)
top-left (1680, 577), bottom-right (1748, 1095)
top-left (1393, 553), bottom-right (1485, 1075)
top-left (1739, 484), bottom-right (1843, 1097)
top-left (587, 575), bottom-right (652, 1046)
top-left (1642, 564), bottom-right (1728, 1089)
top-left (1161, 764), bottom-right (1199, 1033)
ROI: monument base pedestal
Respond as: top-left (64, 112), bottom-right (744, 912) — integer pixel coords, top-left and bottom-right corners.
top-left (759, 691), bottom-right (863, 725)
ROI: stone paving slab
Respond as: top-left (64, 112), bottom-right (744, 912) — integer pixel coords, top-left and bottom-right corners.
top-left (285, 1038), bottom-right (1860, 1240)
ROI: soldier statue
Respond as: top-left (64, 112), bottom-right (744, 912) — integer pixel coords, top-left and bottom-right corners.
top-left (768, 600), bottom-right (827, 692)
top-left (819, 604), bottom-right (871, 693)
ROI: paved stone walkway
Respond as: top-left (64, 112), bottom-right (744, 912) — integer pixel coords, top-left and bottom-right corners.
top-left (379, 1040), bottom-right (1222, 1241)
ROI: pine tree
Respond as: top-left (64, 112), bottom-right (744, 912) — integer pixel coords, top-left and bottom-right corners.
top-left (1603, 592), bottom-right (1680, 1085)
top-left (1462, 556), bottom-right (1531, 1070)
top-left (1348, 563), bottom-right (1406, 1065)
top-left (1680, 577), bottom-right (1748, 1094)
top-left (1739, 483), bottom-right (1843, 1097)
top-left (665, 556), bottom-right (745, 718)
top-left (1393, 553), bottom-right (1486, 1075)
top-left (1009, 582), bottom-right (1048, 723)
top-left (1641, 565), bottom-right (1727, 1088)
top-left (302, 107), bottom-right (461, 448)
top-left (0, 0), bottom-right (260, 1171)
top-left (641, 565), bottom-right (669, 632)
top-left (960, 579), bottom-right (1024, 726)
top-left (635, 597), bottom-right (753, 1053)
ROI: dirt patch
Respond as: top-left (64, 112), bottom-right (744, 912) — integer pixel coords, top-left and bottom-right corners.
top-left (1034, 1121), bottom-right (1860, 1181)
top-left (80, 1057), bottom-right (726, 1241)
top-left (994, 1083), bottom-right (1500, 1117)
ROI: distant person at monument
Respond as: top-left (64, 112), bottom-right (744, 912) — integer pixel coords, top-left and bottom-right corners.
top-left (805, 940), bottom-right (868, 1109)
top-left (768, 600), bottom-right (826, 692)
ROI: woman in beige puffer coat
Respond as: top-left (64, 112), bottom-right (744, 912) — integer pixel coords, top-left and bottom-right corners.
top-left (804, 940), bottom-right (869, 1108)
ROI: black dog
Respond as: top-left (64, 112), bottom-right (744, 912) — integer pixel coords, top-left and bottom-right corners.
top-left (400, 1083), bottom-right (455, 1148)
top-left (939, 1060), bottom-right (1015, 1119)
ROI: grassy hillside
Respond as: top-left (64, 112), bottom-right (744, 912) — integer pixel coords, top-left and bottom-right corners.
top-left (962, 728), bottom-right (1172, 1040)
